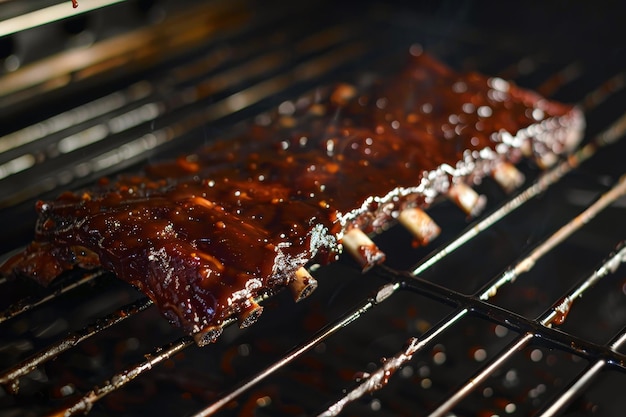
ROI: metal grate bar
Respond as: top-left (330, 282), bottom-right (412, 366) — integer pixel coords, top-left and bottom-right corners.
top-left (316, 307), bottom-right (470, 417)
top-left (1, 40), bottom-right (368, 207)
top-left (317, 336), bottom-right (424, 417)
top-left (0, 0), bottom-right (127, 38)
top-left (192, 282), bottom-right (401, 417)
top-left (535, 327), bottom-right (626, 417)
top-left (0, 0), bottom-right (252, 102)
top-left (0, 270), bottom-right (105, 324)
top-left (535, 61), bottom-right (584, 98)
top-left (479, 174), bottom-right (626, 301)
top-left (582, 72), bottom-right (626, 112)
top-left (0, 296), bottom-right (153, 391)
top-left (396, 272), bottom-right (626, 369)
top-left (315, 241), bottom-right (626, 416)
top-left (425, 242), bottom-right (626, 417)
top-left (60, 336), bottom-right (197, 416)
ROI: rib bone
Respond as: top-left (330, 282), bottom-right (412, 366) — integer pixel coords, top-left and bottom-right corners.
top-left (238, 298), bottom-right (264, 328)
top-left (398, 208), bottom-right (441, 246)
top-left (448, 183), bottom-right (487, 217)
top-left (289, 267), bottom-right (318, 302)
top-left (342, 228), bottom-right (386, 271)
top-left (492, 162), bottom-right (525, 193)
top-left (193, 326), bottom-right (223, 347)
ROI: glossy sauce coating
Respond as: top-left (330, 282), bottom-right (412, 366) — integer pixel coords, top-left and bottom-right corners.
top-left (1, 51), bottom-right (583, 340)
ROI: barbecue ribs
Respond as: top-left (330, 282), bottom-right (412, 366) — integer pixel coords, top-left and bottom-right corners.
top-left (1, 50), bottom-right (585, 345)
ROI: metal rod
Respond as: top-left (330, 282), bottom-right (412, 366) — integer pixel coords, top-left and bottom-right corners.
top-left (47, 277), bottom-right (303, 417)
top-left (428, 334), bottom-right (535, 417)
top-left (316, 308), bottom-right (468, 417)
top-left (196, 42), bottom-right (367, 124)
top-left (534, 328), bottom-right (626, 417)
top-left (536, 61), bottom-right (584, 98)
top-left (193, 282), bottom-right (401, 417)
top-left (0, 270), bottom-right (104, 324)
top-left (541, 243), bottom-right (626, 326)
top-left (57, 336), bottom-right (196, 417)
top-left (427, 242), bottom-right (626, 417)
top-left (0, 81), bottom-right (153, 156)
top-left (479, 174), bottom-right (626, 301)
top-left (0, 0), bottom-right (249, 98)
top-left (319, 241), bottom-right (626, 417)
top-left (0, 297), bottom-right (153, 391)
top-left (400, 274), bottom-right (626, 368)
top-left (318, 337), bottom-right (423, 417)
top-left (0, 0), bottom-right (127, 38)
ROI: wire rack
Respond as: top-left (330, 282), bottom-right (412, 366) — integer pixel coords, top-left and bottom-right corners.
top-left (1, 1), bottom-right (626, 416)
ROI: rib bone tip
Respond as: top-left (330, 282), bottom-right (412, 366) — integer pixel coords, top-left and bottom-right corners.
top-left (193, 326), bottom-right (223, 347)
top-left (342, 228), bottom-right (386, 272)
top-left (238, 298), bottom-right (264, 328)
top-left (289, 267), bottom-right (318, 302)
top-left (398, 207), bottom-right (441, 246)
top-left (448, 183), bottom-right (486, 217)
top-left (492, 162), bottom-right (525, 193)
top-left (537, 151), bottom-right (559, 169)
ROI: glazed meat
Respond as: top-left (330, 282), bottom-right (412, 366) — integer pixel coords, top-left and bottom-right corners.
top-left (0, 50), bottom-right (584, 345)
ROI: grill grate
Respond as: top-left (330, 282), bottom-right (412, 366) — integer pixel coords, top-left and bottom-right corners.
top-left (1, 1), bottom-right (626, 416)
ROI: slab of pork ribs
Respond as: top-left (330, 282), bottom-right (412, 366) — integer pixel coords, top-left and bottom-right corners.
top-left (1, 50), bottom-right (584, 345)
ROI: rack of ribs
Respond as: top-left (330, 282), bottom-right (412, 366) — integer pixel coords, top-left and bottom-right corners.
top-left (0, 49), bottom-right (584, 346)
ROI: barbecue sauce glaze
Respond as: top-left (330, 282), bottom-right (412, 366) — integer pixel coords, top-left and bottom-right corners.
top-left (0, 51), bottom-right (583, 343)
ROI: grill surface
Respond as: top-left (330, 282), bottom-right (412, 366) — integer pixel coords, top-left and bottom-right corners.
top-left (1, 1), bottom-right (626, 416)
